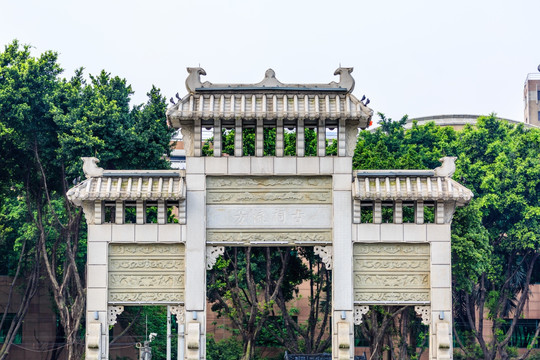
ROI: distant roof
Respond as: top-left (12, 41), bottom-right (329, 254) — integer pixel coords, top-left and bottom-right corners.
top-left (405, 114), bottom-right (538, 129)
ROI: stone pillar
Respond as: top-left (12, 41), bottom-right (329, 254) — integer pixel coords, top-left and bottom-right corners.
top-left (275, 119), bottom-right (284, 157)
top-left (297, 118), bottom-right (305, 157)
top-left (256, 118), bottom-right (264, 157)
top-left (185, 157), bottom-right (207, 359)
top-left (194, 119), bottom-right (202, 157)
top-left (428, 224), bottom-right (453, 360)
top-left (213, 119), bottom-right (222, 157)
top-left (86, 221), bottom-right (111, 360)
top-left (332, 157), bottom-right (354, 360)
top-left (235, 118), bottom-right (243, 157)
top-left (338, 119), bottom-right (346, 157)
top-left (318, 119), bottom-right (326, 157)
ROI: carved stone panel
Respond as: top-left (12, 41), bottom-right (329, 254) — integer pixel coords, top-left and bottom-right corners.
top-left (206, 176), bottom-right (332, 245)
top-left (108, 243), bottom-right (185, 304)
top-left (353, 243), bottom-right (430, 304)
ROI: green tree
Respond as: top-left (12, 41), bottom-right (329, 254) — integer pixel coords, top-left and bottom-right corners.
top-left (452, 116), bottom-right (540, 360)
top-left (0, 40), bottom-right (173, 360)
top-left (354, 114), bottom-right (540, 360)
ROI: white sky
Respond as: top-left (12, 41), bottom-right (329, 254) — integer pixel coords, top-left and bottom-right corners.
top-left (2, 0), bottom-right (539, 122)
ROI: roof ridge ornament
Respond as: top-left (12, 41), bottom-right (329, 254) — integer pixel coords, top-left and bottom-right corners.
top-left (434, 157), bottom-right (457, 177)
top-left (82, 157), bottom-right (104, 178)
top-left (184, 67), bottom-right (355, 93)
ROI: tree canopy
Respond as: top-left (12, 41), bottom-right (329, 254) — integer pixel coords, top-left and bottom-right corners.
top-left (0, 40), bottom-right (173, 360)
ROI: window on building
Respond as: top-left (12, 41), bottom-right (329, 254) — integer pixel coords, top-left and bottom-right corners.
top-left (502, 319), bottom-right (540, 348)
top-left (0, 313), bottom-right (23, 344)
top-left (532, 258), bottom-right (540, 284)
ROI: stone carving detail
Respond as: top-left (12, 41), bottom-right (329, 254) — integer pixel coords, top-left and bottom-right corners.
top-left (353, 243), bottom-right (430, 303)
top-left (108, 305), bottom-right (124, 326)
top-left (434, 157), bottom-right (457, 177)
top-left (82, 157), bottom-right (104, 178)
top-left (314, 246), bottom-right (332, 270)
top-left (108, 243), bottom-right (185, 304)
top-left (207, 176), bottom-right (332, 190)
top-left (354, 243), bottom-right (429, 256)
top-left (109, 274), bottom-right (184, 287)
top-left (184, 67), bottom-right (356, 93)
top-left (170, 305), bottom-right (185, 323)
top-left (354, 259), bottom-right (429, 271)
top-left (355, 292), bottom-right (430, 302)
top-left (353, 305), bottom-right (370, 325)
top-left (109, 259), bottom-right (184, 271)
top-left (207, 231), bottom-right (332, 245)
top-left (207, 246), bottom-right (225, 270)
top-left (109, 243), bottom-right (183, 255)
top-left (415, 305), bottom-right (431, 325)
top-left (355, 274), bottom-right (429, 287)
top-left (109, 292), bottom-right (184, 303)
top-left (207, 191), bottom-right (330, 204)
top-left (207, 205), bottom-right (331, 228)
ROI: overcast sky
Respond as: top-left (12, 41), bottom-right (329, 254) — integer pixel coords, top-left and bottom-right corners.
top-left (2, 0), bottom-right (539, 122)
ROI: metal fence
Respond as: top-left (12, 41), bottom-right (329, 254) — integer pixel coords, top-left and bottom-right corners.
top-left (284, 352), bottom-right (367, 360)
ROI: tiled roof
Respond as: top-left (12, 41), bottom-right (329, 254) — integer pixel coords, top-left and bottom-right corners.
top-left (166, 67), bottom-right (373, 128)
top-left (353, 172), bottom-right (473, 205)
top-left (168, 93), bottom-right (370, 124)
top-left (67, 171), bottom-right (185, 204)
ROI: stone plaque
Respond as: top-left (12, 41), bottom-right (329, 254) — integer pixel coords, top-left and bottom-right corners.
top-left (206, 176), bottom-right (332, 245)
top-left (353, 243), bottom-right (430, 303)
top-left (108, 244), bottom-right (185, 304)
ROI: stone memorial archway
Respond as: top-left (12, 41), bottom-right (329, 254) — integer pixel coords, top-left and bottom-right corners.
top-left (68, 68), bottom-right (472, 360)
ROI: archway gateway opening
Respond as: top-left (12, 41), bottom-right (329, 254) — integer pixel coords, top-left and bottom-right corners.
top-left (69, 67), bottom-right (473, 360)
top-left (206, 246), bottom-right (332, 359)
top-left (353, 305), bottom-right (429, 360)
top-left (109, 305), bottom-right (182, 360)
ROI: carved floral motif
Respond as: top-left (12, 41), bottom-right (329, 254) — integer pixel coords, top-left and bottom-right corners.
top-left (353, 243), bottom-right (429, 256)
top-left (109, 243), bottom-right (184, 255)
top-left (314, 246), bottom-right (332, 270)
top-left (353, 305), bottom-right (370, 325)
top-left (108, 305), bottom-right (124, 325)
top-left (354, 274), bottom-right (429, 288)
top-left (109, 292), bottom-right (184, 303)
top-left (206, 246), bottom-right (225, 270)
top-left (354, 292), bottom-right (429, 302)
top-left (414, 305), bottom-right (431, 325)
top-left (170, 304), bottom-right (185, 323)
top-left (109, 259), bottom-right (184, 271)
top-left (207, 177), bottom-right (331, 189)
top-left (109, 274), bottom-right (184, 287)
top-left (206, 231), bottom-right (332, 244)
top-left (354, 259), bottom-right (429, 271)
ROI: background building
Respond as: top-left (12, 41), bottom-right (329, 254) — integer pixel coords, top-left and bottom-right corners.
top-left (523, 71), bottom-right (540, 127)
